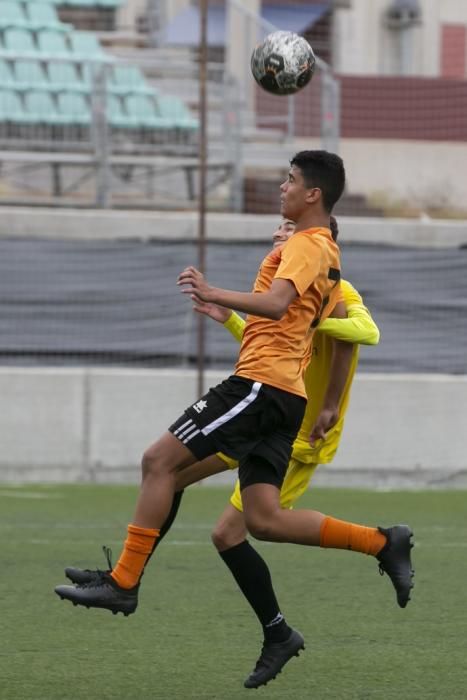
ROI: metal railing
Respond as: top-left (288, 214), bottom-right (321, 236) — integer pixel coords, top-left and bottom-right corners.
top-left (0, 50), bottom-right (238, 208)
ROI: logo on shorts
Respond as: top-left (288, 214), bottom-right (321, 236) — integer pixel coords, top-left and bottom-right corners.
top-left (193, 399), bottom-right (208, 414)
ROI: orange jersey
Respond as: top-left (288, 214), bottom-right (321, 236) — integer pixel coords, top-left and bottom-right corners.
top-left (235, 227), bottom-right (342, 398)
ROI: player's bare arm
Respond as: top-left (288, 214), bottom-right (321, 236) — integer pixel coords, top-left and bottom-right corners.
top-left (192, 298), bottom-right (232, 324)
top-left (309, 338), bottom-right (354, 444)
top-left (329, 300), bottom-right (346, 319)
top-left (178, 266), bottom-right (297, 320)
top-left (310, 299), bottom-right (353, 443)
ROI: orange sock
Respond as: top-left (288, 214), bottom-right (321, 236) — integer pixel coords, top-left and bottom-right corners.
top-left (111, 524), bottom-right (159, 589)
top-left (319, 516), bottom-right (386, 556)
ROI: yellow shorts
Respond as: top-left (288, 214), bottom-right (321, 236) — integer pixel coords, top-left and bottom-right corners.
top-left (217, 452), bottom-right (318, 513)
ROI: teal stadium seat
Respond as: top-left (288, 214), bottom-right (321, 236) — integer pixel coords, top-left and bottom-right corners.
top-left (57, 91), bottom-right (90, 124)
top-left (124, 93), bottom-right (172, 129)
top-left (106, 93), bottom-right (130, 128)
top-left (156, 94), bottom-right (199, 132)
top-left (3, 28), bottom-right (36, 55)
top-left (37, 29), bottom-right (70, 56)
top-left (24, 89), bottom-right (61, 124)
top-left (60, 0), bottom-right (96, 6)
top-left (81, 60), bottom-right (113, 94)
top-left (110, 65), bottom-right (154, 96)
top-left (26, 3), bottom-right (70, 31)
top-left (0, 89), bottom-right (29, 123)
top-left (56, 0), bottom-right (123, 6)
top-left (13, 59), bottom-right (49, 91)
top-left (47, 60), bottom-right (86, 92)
top-left (22, 0), bottom-right (62, 5)
top-left (0, 2), bottom-right (28, 30)
top-left (69, 32), bottom-right (105, 59)
top-left (0, 60), bottom-right (15, 89)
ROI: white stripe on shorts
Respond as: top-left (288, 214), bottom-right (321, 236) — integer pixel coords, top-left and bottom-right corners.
top-left (183, 428), bottom-right (200, 444)
top-left (173, 418), bottom-right (193, 437)
top-left (182, 425), bottom-right (199, 441)
top-left (201, 381), bottom-right (262, 436)
top-left (178, 422), bottom-right (200, 440)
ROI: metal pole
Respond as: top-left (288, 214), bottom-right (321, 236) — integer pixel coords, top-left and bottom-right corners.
top-left (287, 94), bottom-right (295, 140)
top-left (146, 0), bottom-right (166, 49)
top-left (91, 61), bottom-right (111, 208)
top-left (197, 0), bottom-right (208, 397)
top-left (320, 67), bottom-right (341, 154)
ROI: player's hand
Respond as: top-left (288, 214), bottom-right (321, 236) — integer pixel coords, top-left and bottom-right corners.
top-left (177, 266), bottom-right (214, 303)
top-left (193, 300), bottom-right (232, 324)
top-left (309, 407), bottom-right (339, 445)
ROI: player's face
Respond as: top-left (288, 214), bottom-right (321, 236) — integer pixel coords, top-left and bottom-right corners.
top-left (272, 219), bottom-right (295, 248)
top-left (280, 166), bottom-right (309, 221)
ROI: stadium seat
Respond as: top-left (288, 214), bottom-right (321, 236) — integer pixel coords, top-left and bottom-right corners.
top-left (3, 28), bottom-right (36, 55)
top-left (56, 0), bottom-right (123, 6)
top-left (155, 95), bottom-right (199, 131)
top-left (47, 60), bottom-right (86, 92)
top-left (81, 61), bottom-right (113, 93)
top-left (124, 94), bottom-right (172, 129)
top-left (0, 60), bottom-right (15, 89)
top-left (110, 65), bottom-right (154, 96)
top-left (0, 2), bottom-right (28, 30)
top-left (57, 91), bottom-right (90, 124)
top-left (13, 59), bottom-right (49, 91)
top-left (0, 88), bottom-right (29, 122)
top-left (37, 29), bottom-right (70, 55)
top-left (60, 0), bottom-right (96, 6)
top-left (106, 93), bottom-right (129, 128)
top-left (69, 31), bottom-right (105, 59)
top-left (26, 3), bottom-right (69, 31)
top-left (24, 89), bottom-right (61, 123)
top-left (22, 0), bottom-right (68, 5)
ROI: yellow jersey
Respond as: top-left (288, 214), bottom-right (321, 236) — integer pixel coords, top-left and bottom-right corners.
top-left (224, 279), bottom-right (379, 465)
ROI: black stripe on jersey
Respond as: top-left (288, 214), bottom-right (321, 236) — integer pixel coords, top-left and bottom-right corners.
top-left (311, 295), bottom-right (330, 328)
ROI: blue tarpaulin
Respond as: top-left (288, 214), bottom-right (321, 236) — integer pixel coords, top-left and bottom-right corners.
top-left (165, 3), bottom-right (330, 46)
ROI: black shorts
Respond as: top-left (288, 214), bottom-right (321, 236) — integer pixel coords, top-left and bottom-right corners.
top-left (169, 375), bottom-right (306, 489)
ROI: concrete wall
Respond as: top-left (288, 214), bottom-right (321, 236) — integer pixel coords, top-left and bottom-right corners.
top-left (1, 367), bottom-right (466, 488)
top-left (1, 208), bottom-right (466, 248)
top-left (340, 140), bottom-right (467, 213)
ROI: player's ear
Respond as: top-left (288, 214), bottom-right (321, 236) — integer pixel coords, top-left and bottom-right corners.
top-left (306, 187), bottom-right (321, 205)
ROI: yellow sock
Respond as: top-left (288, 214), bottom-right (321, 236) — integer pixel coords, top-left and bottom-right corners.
top-left (319, 516), bottom-right (386, 556)
top-left (111, 524), bottom-right (159, 589)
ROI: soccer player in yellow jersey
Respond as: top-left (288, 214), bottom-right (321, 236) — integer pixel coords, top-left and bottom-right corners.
top-left (56, 151), bottom-right (414, 690)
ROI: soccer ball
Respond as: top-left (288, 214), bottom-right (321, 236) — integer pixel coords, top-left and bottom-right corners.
top-left (250, 31), bottom-right (315, 96)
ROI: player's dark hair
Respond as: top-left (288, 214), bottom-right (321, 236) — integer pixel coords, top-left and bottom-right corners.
top-left (329, 215), bottom-right (339, 241)
top-left (290, 150), bottom-right (345, 213)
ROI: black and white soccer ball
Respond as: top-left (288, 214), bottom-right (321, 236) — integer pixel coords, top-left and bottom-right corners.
top-left (250, 30), bottom-right (315, 96)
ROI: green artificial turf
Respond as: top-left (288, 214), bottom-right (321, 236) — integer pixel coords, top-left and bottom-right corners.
top-left (1, 484), bottom-right (466, 700)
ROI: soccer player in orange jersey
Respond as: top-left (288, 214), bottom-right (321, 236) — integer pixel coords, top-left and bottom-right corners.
top-left (55, 151), bottom-right (414, 689)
